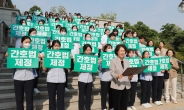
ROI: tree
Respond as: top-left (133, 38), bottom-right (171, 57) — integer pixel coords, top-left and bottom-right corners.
top-left (95, 12), bottom-right (117, 21)
top-left (159, 23), bottom-right (182, 43)
top-left (50, 6), bottom-right (66, 15)
top-left (29, 5), bottom-right (42, 14)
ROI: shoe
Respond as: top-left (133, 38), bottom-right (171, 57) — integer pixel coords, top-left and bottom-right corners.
top-left (146, 103), bottom-right (152, 108)
top-left (34, 88), bottom-right (40, 94)
top-left (127, 107), bottom-right (132, 110)
top-left (131, 106), bottom-right (136, 110)
top-left (65, 88), bottom-right (69, 92)
top-left (154, 101), bottom-right (160, 106)
top-left (166, 100), bottom-right (170, 103)
top-left (142, 103), bottom-right (149, 108)
top-left (158, 101), bottom-right (163, 105)
top-left (172, 100), bottom-right (177, 104)
top-left (103, 109), bottom-right (107, 110)
top-left (109, 108), bottom-right (114, 110)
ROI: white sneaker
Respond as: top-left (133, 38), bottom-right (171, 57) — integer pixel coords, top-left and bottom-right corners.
top-left (131, 106), bottom-right (136, 110)
top-left (159, 101), bottom-right (163, 105)
top-left (109, 108), bottom-right (114, 110)
top-left (142, 103), bottom-right (149, 108)
top-left (146, 103), bottom-right (152, 108)
top-left (65, 88), bottom-right (69, 92)
top-left (127, 107), bottom-right (132, 110)
top-left (172, 100), bottom-right (177, 104)
top-left (154, 101), bottom-right (160, 106)
top-left (103, 109), bottom-right (107, 110)
top-left (34, 88), bottom-right (40, 94)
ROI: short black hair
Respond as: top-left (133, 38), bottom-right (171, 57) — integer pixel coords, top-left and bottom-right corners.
top-left (60, 27), bottom-right (67, 33)
top-left (104, 29), bottom-right (110, 34)
top-left (126, 49), bottom-right (134, 57)
top-left (142, 51), bottom-right (150, 58)
top-left (154, 47), bottom-right (160, 52)
top-left (146, 40), bottom-right (154, 46)
top-left (83, 44), bottom-right (92, 52)
top-left (20, 19), bottom-right (26, 24)
top-left (125, 30), bottom-right (132, 35)
top-left (159, 41), bottom-right (165, 45)
top-left (104, 23), bottom-right (108, 27)
top-left (26, 16), bottom-right (32, 20)
top-left (114, 44), bottom-right (127, 56)
top-left (38, 19), bottom-right (45, 24)
top-left (21, 36), bottom-right (31, 43)
top-left (28, 28), bottom-right (37, 36)
top-left (103, 44), bottom-right (112, 52)
top-left (55, 18), bottom-right (60, 21)
top-left (166, 49), bottom-right (175, 56)
top-left (56, 25), bottom-right (62, 29)
top-left (109, 33), bottom-right (116, 38)
top-left (139, 35), bottom-right (145, 39)
top-left (72, 25), bottom-right (78, 31)
top-left (84, 33), bottom-right (91, 39)
top-left (51, 40), bottom-right (61, 48)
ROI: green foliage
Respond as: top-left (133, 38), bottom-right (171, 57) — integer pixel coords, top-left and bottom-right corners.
top-left (29, 5), bottom-right (42, 14)
top-left (50, 6), bottom-right (66, 15)
top-left (95, 12), bottom-right (117, 21)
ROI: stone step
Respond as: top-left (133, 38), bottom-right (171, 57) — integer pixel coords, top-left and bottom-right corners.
top-left (0, 89), bottom-right (101, 104)
top-left (0, 92), bottom-right (182, 110)
top-left (0, 95), bottom-right (102, 110)
top-left (0, 83), bottom-right (101, 94)
top-left (0, 76), bottom-right (101, 86)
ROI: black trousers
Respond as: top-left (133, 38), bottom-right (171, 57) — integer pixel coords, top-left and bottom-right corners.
top-left (100, 81), bottom-right (113, 109)
top-left (64, 69), bottom-right (68, 88)
top-left (14, 79), bottom-right (34, 110)
top-left (152, 76), bottom-right (164, 102)
top-left (128, 82), bottom-right (137, 106)
top-left (78, 82), bottom-right (92, 110)
top-left (112, 88), bottom-right (129, 110)
top-left (47, 82), bottom-right (65, 110)
top-left (140, 80), bottom-right (152, 104)
top-left (34, 62), bottom-right (41, 88)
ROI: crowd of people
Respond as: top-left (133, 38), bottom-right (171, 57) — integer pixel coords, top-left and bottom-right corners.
top-left (5, 10), bottom-right (180, 110)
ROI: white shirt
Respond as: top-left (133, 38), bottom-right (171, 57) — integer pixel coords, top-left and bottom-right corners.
top-left (14, 69), bottom-right (35, 81)
top-left (71, 43), bottom-right (80, 57)
top-left (151, 55), bottom-right (164, 76)
top-left (78, 73), bottom-right (93, 83)
top-left (130, 74), bottom-right (138, 82)
top-left (47, 68), bottom-right (66, 83)
top-left (15, 38), bottom-right (22, 48)
top-left (140, 72), bottom-right (153, 81)
top-left (101, 71), bottom-right (113, 82)
top-left (101, 34), bottom-right (108, 45)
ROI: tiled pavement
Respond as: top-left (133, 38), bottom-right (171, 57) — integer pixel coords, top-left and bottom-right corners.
top-left (136, 99), bottom-right (184, 110)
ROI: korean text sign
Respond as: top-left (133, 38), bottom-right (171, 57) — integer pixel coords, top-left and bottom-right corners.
top-left (74, 54), bottom-right (98, 73)
top-left (7, 48), bottom-right (39, 68)
top-left (44, 49), bottom-right (71, 68)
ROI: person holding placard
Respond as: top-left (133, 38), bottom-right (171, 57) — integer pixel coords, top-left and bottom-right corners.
top-left (110, 44), bottom-right (133, 110)
top-left (89, 25), bottom-right (96, 32)
top-left (125, 30), bottom-right (133, 38)
top-left (127, 50), bottom-right (139, 110)
top-left (99, 44), bottom-right (114, 110)
top-left (5, 36), bottom-right (38, 110)
top-left (28, 28), bottom-right (41, 94)
top-left (159, 41), bottom-right (168, 56)
top-left (112, 28), bottom-right (119, 37)
top-left (77, 44), bottom-right (94, 110)
top-left (164, 49), bottom-right (179, 104)
top-left (101, 29), bottom-right (110, 47)
top-left (42, 40), bottom-right (67, 110)
top-left (152, 47), bottom-right (165, 106)
top-left (26, 16), bottom-right (32, 22)
top-left (15, 19), bottom-right (27, 48)
top-left (146, 40), bottom-right (154, 47)
top-left (132, 31), bottom-right (138, 38)
top-left (139, 51), bottom-right (153, 108)
top-left (38, 20), bottom-right (45, 25)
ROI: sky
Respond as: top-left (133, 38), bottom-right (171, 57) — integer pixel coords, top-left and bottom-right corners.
top-left (11, 0), bottom-right (184, 32)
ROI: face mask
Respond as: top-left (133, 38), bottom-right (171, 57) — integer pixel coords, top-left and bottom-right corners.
top-left (23, 43), bottom-right (30, 49)
top-left (27, 19), bottom-right (31, 21)
top-left (86, 38), bottom-right (91, 40)
top-left (90, 29), bottom-right (94, 32)
top-left (31, 34), bottom-right (36, 36)
top-left (73, 29), bottom-right (77, 31)
top-left (133, 34), bottom-right (137, 37)
top-left (22, 23), bottom-right (26, 25)
top-left (106, 49), bottom-right (112, 52)
top-left (61, 32), bottom-right (66, 35)
top-left (155, 51), bottom-right (161, 55)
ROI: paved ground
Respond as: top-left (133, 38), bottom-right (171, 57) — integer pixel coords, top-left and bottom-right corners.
top-left (136, 99), bottom-right (184, 110)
